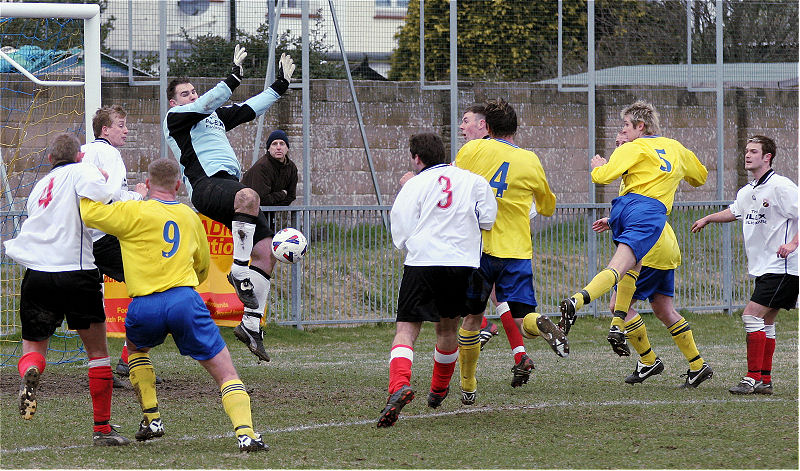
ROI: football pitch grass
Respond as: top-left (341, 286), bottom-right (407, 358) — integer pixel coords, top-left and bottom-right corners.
top-left (1, 311), bottom-right (797, 469)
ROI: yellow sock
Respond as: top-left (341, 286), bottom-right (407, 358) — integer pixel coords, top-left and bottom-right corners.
top-left (625, 315), bottom-right (657, 365)
top-left (572, 268), bottom-right (620, 310)
top-left (129, 352), bottom-right (160, 422)
top-left (521, 313), bottom-right (541, 338)
top-left (613, 270), bottom-right (639, 315)
top-left (610, 314), bottom-right (626, 331)
top-left (458, 328), bottom-right (480, 392)
top-left (669, 317), bottom-right (704, 371)
top-left (221, 379), bottom-right (256, 439)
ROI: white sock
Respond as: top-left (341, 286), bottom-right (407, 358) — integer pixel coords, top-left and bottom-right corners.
top-left (242, 313), bottom-right (261, 332)
top-left (230, 220), bottom-right (255, 278)
top-left (242, 269), bottom-right (270, 332)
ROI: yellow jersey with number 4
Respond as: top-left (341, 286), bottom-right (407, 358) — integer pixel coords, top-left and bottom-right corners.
top-left (80, 198), bottom-right (210, 297)
top-left (592, 135), bottom-right (707, 214)
top-left (456, 138), bottom-right (556, 259)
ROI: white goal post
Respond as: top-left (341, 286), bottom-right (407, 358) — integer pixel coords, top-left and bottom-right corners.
top-left (0, 2), bottom-right (101, 143)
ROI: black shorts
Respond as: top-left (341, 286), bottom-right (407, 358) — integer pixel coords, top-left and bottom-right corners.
top-left (751, 273), bottom-right (799, 310)
top-left (396, 266), bottom-right (479, 322)
top-left (92, 234), bottom-right (125, 282)
top-left (190, 172), bottom-right (275, 242)
top-left (19, 269), bottom-right (106, 341)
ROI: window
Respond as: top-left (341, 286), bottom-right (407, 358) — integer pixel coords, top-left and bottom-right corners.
top-left (376, 0), bottom-right (408, 8)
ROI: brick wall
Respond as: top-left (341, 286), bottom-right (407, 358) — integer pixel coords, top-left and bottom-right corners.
top-left (3, 75), bottom-right (796, 207)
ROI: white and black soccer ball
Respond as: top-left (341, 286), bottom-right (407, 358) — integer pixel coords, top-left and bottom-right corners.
top-left (271, 228), bottom-right (308, 264)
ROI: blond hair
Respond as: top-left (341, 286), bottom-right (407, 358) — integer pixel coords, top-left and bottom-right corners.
top-left (147, 158), bottom-right (180, 189)
top-left (621, 100), bottom-right (660, 135)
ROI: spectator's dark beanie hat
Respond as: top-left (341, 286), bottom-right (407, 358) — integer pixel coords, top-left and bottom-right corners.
top-left (267, 129), bottom-right (289, 149)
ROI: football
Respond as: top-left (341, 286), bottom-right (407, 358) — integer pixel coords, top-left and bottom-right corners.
top-left (271, 227), bottom-right (308, 264)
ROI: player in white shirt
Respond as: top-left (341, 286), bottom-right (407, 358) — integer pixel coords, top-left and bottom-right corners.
top-left (3, 133), bottom-right (130, 446)
top-left (81, 105), bottom-right (148, 383)
top-left (377, 133), bottom-right (497, 427)
top-left (692, 135), bottom-right (798, 395)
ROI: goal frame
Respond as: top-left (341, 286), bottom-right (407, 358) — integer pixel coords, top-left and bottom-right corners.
top-left (0, 2), bottom-right (101, 143)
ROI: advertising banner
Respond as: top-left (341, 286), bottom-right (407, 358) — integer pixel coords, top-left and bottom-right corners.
top-left (104, 214), bottom-right (245, 337)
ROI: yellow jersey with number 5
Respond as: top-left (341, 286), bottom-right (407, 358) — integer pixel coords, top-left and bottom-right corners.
top-left (592, 135), bottom-right (707, 214)
top-left (455, 138), bottom-right (556, 259)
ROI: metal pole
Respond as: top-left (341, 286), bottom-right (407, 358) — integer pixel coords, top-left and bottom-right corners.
top-left (83, 6), bottom-right (101, 143)
top-left (587, 0), bottom-right (598, 317)
top-left (715, 0), bottom-right (732, 313)
top-left (251, 1), bottom-right (282, 165)
top-left (159, 0), bottom-right (168, 159)
top-left (449, 0), bottom-right (458, 162)
top-left (327, 0), bottom-right (388, 227)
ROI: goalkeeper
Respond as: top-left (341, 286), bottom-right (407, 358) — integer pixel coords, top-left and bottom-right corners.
top-left (163, 45), bottom-right (296, 363)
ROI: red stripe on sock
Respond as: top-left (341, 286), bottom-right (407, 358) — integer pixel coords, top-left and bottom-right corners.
top-left (88, 358), bottom-right (113, 428)
top-left (430, 347), bottom-right (457, 392)
top-left (18, 351), bottom-right (46, 377)
top-left (761, 337), bottom-right (776, 383)
top-left (500, 312), bottom-right (525, 363)
top-left (388, 345), bottom-right (413, 394)
top-left (745, 331), bottom-right (766, 382)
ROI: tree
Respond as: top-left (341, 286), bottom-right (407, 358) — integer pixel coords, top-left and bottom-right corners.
top-left (144, 13), bottom-right (346, 79)
top-left (388, 0), bottom-right (798, 82)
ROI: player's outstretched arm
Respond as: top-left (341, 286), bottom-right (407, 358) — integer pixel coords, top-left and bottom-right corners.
top-left (269, 53), bottom-right (296, 96)
top-left (690, 208), bottom-right (736, 233)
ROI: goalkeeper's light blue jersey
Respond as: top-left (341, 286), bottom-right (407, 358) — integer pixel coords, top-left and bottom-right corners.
top-left (163, 74), bottom-right (281, 189)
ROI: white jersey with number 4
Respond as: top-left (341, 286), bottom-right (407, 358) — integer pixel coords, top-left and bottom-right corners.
top-left (729, 169), bottom-right (798, 277)
top-left (4, 162), bottom-right (113, 272)
top-left (81, 138), bottom-right (143, 242)
top-left (391, 163), bottom-right (497, 267)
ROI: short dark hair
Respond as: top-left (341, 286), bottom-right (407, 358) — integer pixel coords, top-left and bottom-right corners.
top-left (148, 158), bottom-right (181, 189)
top-left (167, 78), bottom-right (191, 101)
top-left (409, 133), bottom-right (446, 167)
top-left (748, 135), bottom-right (777, 166)
top-left (92, 105), bottom-right (126, 139)
top-left (464, 104), bottom-right (486, 117)
top-left (49, 133), bottom-right (81, 165)
top-left (484, 98), bottom-right (517, 138)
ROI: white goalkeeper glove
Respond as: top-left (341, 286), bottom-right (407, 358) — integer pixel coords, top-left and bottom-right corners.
top-left (278, 52), bottom-right (296, 83)
top-left (232, 44), bottom-right (247, 79)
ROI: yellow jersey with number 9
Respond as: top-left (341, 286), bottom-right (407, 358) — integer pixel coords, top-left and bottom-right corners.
top-left (456, 138), bottom-right (556, 259)
top-left (80, 198), bottom-right (210, 297)
top-left (592, 135), bottom-right (707, 214)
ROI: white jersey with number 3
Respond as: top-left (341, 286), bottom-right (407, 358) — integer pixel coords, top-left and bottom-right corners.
top-left (3, 162), bottom-right (113, 272)
top-left (391, 164), bottom-right (497, 267)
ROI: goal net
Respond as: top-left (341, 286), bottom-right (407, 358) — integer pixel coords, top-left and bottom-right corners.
top-left (1, 3), bottom-right (101, 366)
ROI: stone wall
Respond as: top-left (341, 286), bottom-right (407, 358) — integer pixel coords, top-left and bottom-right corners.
top-left (3, 75), bottom-right (797, 207)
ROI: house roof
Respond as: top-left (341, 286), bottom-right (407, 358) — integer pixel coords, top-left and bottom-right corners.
top-left (537, 63), bottom-right (797, 89)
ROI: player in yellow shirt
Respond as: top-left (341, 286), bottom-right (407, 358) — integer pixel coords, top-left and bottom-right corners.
top-left (456, 98), bottom-right (567, 400)
top-left (80, 158), bottom-right (268, 452)
top-left (593, 132), bottom-right (712, 387)
top-left (558, 101), bottom-right (707, 341)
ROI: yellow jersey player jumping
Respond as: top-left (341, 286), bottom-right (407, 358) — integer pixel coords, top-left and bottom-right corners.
top-left (558, 101), bottom-right (708, 343)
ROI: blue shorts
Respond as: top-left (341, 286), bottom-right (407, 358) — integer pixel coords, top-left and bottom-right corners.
top-left (626, 267), bottom-right (674, 302)
top-left (125, 286), bottom-right (226, 361)
top-left (467, 254), bottom-right (537, 316)
top-left (609, 193), bottom-right (667, 262)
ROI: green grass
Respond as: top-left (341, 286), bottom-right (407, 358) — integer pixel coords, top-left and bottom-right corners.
top-left (1, 311), bottom-right (797, 469)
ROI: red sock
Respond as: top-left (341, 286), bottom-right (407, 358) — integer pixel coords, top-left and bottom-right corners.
top-left (480, 317), bottom-right (488, 329)
top-left (18, 351), bottom-right (46, 377)
top-left (745, 331), bottom-right (766, 382)
top-left (430, 346), bottom-right (458, 393)
top-left (88, 357), bottom-right (113, 434)
top-left (120, 344), bottom-right (129, 364)
top-left (761, 337), bottom-right (776, 384)
top-left (500, 311), bottom-right (526, 363)
top-left (388, 344), bottom-right (413, 394)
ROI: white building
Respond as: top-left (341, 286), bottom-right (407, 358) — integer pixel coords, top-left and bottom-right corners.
top-left (103, 0), bottom-right (409, 77)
